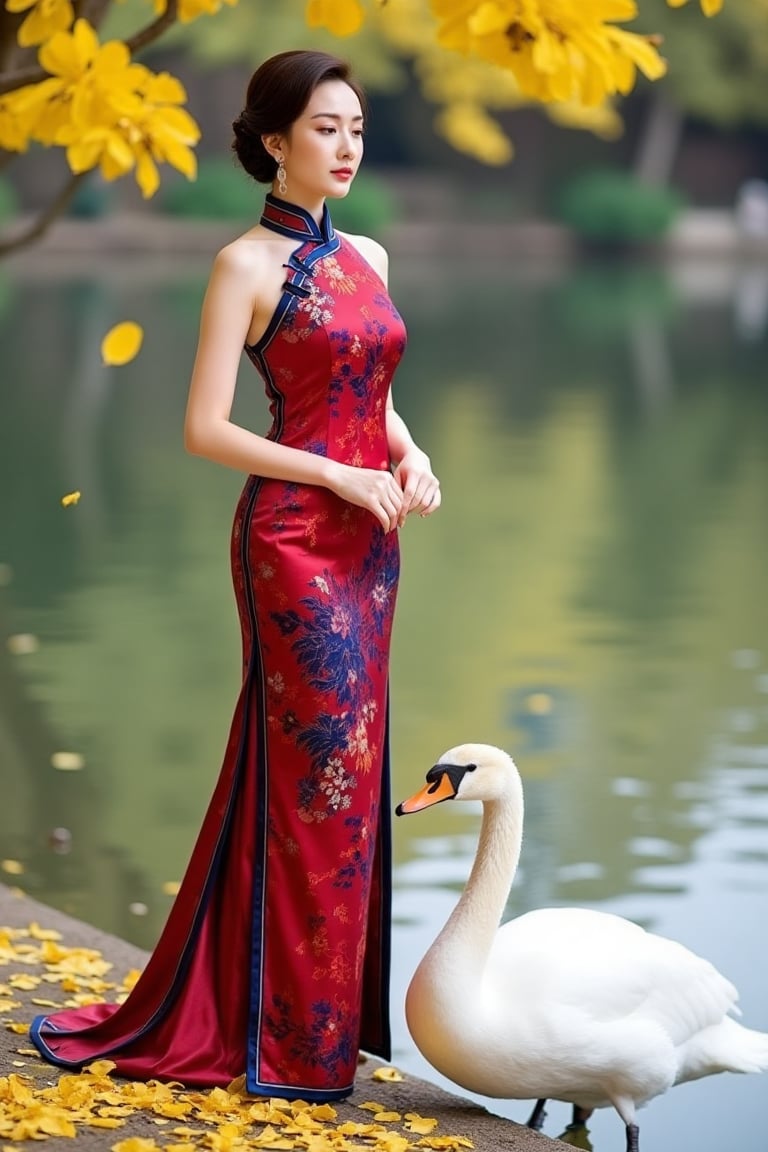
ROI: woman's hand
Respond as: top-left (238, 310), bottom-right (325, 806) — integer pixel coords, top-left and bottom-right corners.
top-left (325, 462), bottom-right (406, 533)
top-left (393, 448), bottom-right (441, 526)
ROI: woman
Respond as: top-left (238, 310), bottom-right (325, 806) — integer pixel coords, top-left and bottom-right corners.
top-left (30, 49), bottom-right (440, 1102)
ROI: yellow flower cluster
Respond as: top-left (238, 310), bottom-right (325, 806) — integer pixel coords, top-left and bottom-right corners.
top-left (0, 19), bottom-right (200, 197)
top-left (667, 0), bottom-right (723, 13)
top-left (147, 0), bottom-right (240, 23)
top-left (1, 922), bottom-right (475, 1151)
top-left (430, 0), bottom-right (667, 106)
top-left (306, 0), bottom-right (366, 36)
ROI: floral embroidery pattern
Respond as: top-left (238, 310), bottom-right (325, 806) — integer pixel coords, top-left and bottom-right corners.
top-left (241, 234), bottom-right (406, 1092)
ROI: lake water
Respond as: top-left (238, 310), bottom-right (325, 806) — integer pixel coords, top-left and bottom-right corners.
top-left (1, 246), bottom-right (767, 1151)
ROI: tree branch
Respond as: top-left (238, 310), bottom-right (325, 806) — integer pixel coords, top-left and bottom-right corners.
top-left (0, 64), bottom-right (42, 97)
top-left (0, 170), bottom-right (88, 256)
top-left (0, 0), bottom-right (179, 96)
top-left (126, 0), bottom-right (179, 54)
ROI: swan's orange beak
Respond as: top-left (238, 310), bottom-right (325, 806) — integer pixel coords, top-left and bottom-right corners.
top-left (396, 770), bottom-right (457, 815)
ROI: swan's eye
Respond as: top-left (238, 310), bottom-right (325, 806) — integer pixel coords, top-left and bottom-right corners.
top-left (466, 764), bottom-right (477, 772)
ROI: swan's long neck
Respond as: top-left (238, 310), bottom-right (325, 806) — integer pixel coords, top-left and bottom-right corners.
top-left (433, 785), bottom-right (524, 968)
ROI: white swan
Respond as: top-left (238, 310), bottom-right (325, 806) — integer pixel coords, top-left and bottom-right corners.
top-left (396, 744), bottom-right (768, 1152)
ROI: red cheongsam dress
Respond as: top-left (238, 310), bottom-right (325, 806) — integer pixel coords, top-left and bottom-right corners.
top-left (31, 193), bottom-right (405, 1102)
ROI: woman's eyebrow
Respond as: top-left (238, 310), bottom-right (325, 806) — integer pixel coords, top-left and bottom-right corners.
top-left (309, 112), bottom-right (364, 122)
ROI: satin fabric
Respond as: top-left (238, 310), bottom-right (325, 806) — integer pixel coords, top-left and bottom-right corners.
top-left (31, 196), bottom-right (406, 1100)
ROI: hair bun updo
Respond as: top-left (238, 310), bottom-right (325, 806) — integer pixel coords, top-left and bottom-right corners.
top-left (232, 112), bottom-right (276, 184)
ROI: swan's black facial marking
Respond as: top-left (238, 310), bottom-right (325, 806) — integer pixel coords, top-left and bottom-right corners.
top-left (428, 762), bottom-right (475, 796)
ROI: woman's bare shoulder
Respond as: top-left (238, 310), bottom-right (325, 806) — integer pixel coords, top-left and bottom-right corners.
top-left (337, 230), bottom-right (389, 283)
top-left (213, 227), bottom-right (288, 275)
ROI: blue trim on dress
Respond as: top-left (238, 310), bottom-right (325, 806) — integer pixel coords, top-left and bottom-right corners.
top-left (260, 194), bottom-right (334, 245)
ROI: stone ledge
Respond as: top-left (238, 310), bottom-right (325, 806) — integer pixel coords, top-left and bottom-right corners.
top-left (0, 884), bottom-right (566, 1151)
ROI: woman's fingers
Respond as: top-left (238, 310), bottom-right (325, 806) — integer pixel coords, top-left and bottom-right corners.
top-left (419, 483), bottom-right (441, 518)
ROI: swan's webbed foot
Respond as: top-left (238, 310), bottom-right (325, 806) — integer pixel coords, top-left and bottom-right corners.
top-left (626, 1122), bottom-right (640, 1152)
top-left (525, 1099), bottom-right (547, 1130)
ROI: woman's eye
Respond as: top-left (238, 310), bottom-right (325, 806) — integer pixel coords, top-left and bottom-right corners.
top-left (318, 127), bottom-right (336, 134)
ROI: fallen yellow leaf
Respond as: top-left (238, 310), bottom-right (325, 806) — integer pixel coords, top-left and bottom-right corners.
top-left (405, 1112), bottom-right (439, 1134)
top-left (372, 1066), bottom-right (405, 1082)
top-left (29, 922), bottom-right (62, 941)
top-left (111, 1138), bottom-right (163, 1152)
top-left (1, 859), bottom-right (25, 875)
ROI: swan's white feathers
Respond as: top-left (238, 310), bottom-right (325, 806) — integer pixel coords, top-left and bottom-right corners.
top-left (403, 743), bottom-right (768, 1132)
top-left (487, 908), bottom-right (739, 1045)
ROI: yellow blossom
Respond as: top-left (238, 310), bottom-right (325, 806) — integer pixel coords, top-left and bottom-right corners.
top-left (435, 101), bottom-right (513, 164)
top-left (7, 19), bottom-right (200, 197)
top-left (667, 0), bottom-right (723, 12)
top-left (6, 0), bottom-right (74, 48)
top-left (306, 0), bottom-right (366, 36)
top-left (150, 0), bottom-right (240, 20)
top-left (431, 0), bottom-right (666, 106)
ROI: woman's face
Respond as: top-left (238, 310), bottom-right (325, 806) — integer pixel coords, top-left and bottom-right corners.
top-left (270, 79), bottom-right (364, 202)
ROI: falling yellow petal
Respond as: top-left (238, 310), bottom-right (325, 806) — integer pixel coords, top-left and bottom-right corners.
top-left (1, 860), bottom-right (25, 875)
top-left (61, 490), bottom-right (81, 506)
top-left (372, 1066), bottom-right (405, 1082)
top-left (51, 751), bottom-right (85, 771)
top-left (162, 880), bottom-right (181, 896)
top-left (101, 321), bottom-right (144, 366)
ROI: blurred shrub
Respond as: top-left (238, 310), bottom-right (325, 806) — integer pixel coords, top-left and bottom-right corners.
top-left (0, 177), bottom-right (18, 224)
top-left (161, 157), bottom-right (256, 219)
top-left (68, 175), bottom-right (112, 218)
top-left (556, 169), bottom-right (684, 246)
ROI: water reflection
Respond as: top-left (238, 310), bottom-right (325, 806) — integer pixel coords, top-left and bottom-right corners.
top-left (1, 251), bottom-right (767, 1150)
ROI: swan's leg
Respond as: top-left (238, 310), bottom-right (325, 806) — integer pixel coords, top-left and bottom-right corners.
top-left (525, 1099), bottom-right (548, 1130)
top-left (610, 1094), bottom-right (639, 1152)
top-left (572, 1106), bottom-right (592, 1125)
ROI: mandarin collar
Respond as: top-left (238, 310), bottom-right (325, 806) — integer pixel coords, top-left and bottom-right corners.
top-left (260, 193), bottom-right (334, 244)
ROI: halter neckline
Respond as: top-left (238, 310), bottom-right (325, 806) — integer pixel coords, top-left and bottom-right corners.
top-left (260, 194), bottom-right (334, 244)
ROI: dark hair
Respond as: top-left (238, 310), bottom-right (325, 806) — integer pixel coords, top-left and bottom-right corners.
top-left (232, 50), bottom-right (367, 183)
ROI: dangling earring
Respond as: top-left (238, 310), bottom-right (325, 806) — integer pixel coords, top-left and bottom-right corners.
top-left (277, 156), bottom-right (287, 196)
